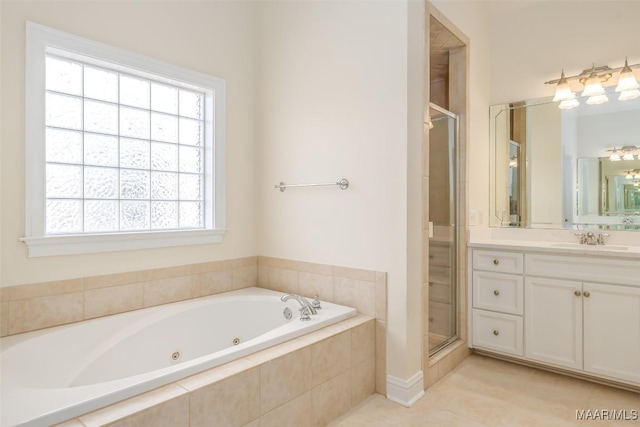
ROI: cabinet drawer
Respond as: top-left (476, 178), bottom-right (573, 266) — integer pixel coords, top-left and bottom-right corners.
top-left (473, 271), bottom-right (523, 315)
top-left (526, 254), bottom-right (640, 287)
top-left (472, 309), bottom-right (523, 356)
top-left (473, 250), bottom-right (523, 274)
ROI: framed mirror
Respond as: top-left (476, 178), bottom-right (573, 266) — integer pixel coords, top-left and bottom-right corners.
top-left (490, 87), bottom-right (640, 230)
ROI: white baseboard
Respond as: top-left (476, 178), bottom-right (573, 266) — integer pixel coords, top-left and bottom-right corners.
top-left (386, 371), bottom-right (425, 407)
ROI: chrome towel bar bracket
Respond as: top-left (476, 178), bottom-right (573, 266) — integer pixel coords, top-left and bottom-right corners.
top-left (274, 178), bottom-right (349, 192)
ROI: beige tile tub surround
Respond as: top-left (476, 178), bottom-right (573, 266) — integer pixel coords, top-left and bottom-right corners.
top-left (257, 256), bottom-right (388, 395)
top-left (0, 257), bottom-right (258, 336)
top-left (258, 257), bottom-right (385, 319)
top-left (54, 315), bottom-right (376, 427)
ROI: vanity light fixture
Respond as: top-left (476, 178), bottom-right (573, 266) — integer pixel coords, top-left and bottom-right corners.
top-left (552, 70), bottom-right (580, 109)
top-left (616, 58), bottom-right (640, 101)
top-left (582, 65), bottom-right (608, 105)
top-left (546, 58), bottom-right (640, 108)
top-left (609, 146), bottom-right (639, 161)
top-left (609, 148), bottom-right (622, 161)
top-left (623, 169), bottom-right (640, 179)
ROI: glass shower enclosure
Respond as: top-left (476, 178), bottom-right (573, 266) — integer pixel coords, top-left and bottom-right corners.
top-left (427, 103), bottom-right (458, 356)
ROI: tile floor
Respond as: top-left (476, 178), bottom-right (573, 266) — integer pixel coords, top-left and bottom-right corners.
top-left (329, 354), bottom-right (640, 426)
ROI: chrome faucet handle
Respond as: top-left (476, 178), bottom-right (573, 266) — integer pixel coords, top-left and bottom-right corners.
top-left (311, 295), bottom-right (322, 310)
top-left (299, 306), bottom-right (311, 321)
top-left (281, 293), bottom-right (317, 316)
top-left (574, 232), bottom-right (586, 244)
top-left (597, 233), bottom-right (610, 245)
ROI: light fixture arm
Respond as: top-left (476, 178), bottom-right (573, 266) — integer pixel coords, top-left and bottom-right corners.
top-left (544, 63), bottom-right (640, 86)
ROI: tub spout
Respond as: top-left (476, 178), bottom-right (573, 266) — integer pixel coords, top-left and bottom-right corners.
top-left (280, 294), bottom-right (318, 316)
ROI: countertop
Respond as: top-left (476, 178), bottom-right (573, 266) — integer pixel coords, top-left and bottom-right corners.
top-left (468, 238), bottom-right (640, 260)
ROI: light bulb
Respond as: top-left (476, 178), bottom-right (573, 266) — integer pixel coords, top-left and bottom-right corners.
top-left (626, 173), bottom-right (634, 179)
top-left (586, 94), bottom-right (608, 105)
top-left (615, 58), bottom-right (639, 92)
top-left (610, 149), bottom-right (621, 161)
top-left (559, 99), bottom-right (579, 109)
top-left (582, 65), bottom-right (606, 97)
top-left (553, 70), bottom-right (576, 102)
top-left (619, 89), bottom-right (640, 101)
top-left (623, 151), bottom-right (635, 161)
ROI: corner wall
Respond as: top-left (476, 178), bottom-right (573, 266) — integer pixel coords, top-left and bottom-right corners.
top-left (0, 1), bottom-right (258, 286)
top-left (431, 0), bottom-right (491, 229)
top-left (255, 0), bottom-right (424, 401)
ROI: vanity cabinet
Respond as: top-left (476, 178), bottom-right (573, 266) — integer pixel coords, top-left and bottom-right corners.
top-left (524, 277), bottom-right (582, 370)
top-left (583, 282), bottom-right (640, 384)
top-left (471, 250), bottom-right (524, 357)
top-left (471, 248), bottom-right (640, 387)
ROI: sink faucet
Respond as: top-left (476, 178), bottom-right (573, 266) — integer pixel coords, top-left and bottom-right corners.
top-left (281, 294), bottom-right (318, 320)
top-left (596, 233), bottom-right (609, 245)
top-left (576, 232), bottom-right (609, 245)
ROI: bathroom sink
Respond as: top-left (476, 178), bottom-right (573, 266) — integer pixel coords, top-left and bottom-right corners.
top-left (550, 243), bottom-right (629, 251)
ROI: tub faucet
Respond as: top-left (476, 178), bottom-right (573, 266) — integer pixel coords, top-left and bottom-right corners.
top-left (281, 294), bottom-right (318, 320)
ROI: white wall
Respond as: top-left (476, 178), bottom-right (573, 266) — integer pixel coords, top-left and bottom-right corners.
top-left (489, 1), bottom-right (640, 104)
top-left (255, 0), bottom-right (424, 384)
top-left (0, 1), bottom-right (258, 286)
top-left (0, 2), bottom-right (3, 286)
top-left (431, 0), bottom-right (492, 228)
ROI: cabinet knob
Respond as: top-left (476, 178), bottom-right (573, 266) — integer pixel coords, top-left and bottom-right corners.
top-left (429, 317), bottom-right (434, 322)
top-left (584, 291), bottom-right (591, 298)
top-left (493, 330), bottom-right (500, 336)
top-left (574, 290), bottom-right (581, 297)
top-left (493, 290), bottom-right (500, 296)
top-left (493, 259), bottom-right (500, 265)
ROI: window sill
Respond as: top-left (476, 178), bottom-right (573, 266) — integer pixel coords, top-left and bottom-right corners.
top-left (21, 229), bottom-right (226, 257)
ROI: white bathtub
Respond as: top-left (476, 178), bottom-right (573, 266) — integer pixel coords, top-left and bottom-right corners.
top-left (0, 287), bottom-right (356, 426)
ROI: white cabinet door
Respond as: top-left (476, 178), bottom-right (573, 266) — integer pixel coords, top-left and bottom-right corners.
top-left (525, 277), bottom-right (583, 370)
top-left (583, 283), bottom-right (640, 385)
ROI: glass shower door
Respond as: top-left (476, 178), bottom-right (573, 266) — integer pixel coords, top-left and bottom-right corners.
top-left (428, 104), bottom-right (458, 356)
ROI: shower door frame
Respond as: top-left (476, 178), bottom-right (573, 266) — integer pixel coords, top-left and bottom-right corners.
top-left (427, 102), bottom-right (460, 357)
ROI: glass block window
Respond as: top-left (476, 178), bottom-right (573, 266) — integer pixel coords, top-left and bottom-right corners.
top-left (45, 55), bottom-right (207, 234)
